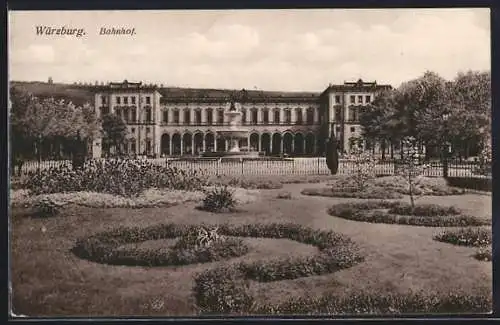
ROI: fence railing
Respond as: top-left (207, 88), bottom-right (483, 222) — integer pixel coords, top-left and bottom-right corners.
top-left (11, 157), bottom-right (491, 179)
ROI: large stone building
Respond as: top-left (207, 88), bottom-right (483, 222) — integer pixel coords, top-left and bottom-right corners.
top-left (92, 79), bottom-right (391, 158)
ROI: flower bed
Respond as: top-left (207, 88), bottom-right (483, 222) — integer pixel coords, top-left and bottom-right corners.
top-left (433, 227), bottom-right (491, 247)
top-left (328, 201), bottom-right (488, 227)
top-left (23, 159), bottom-right (209, 197)
top-left (72, 224), bottom-right (250, 266)
top-left (326, 176), bottom-right (466, 196)
top-left (251, 290), bottom-right (491, 315)
top-left (301, 186), bottom-right (403, 199)
top-left (474, 247), bottom-right (492, 262)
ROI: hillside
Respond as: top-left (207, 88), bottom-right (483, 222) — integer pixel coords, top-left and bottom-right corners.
top-left (10, 81), bottom-right (320, 106)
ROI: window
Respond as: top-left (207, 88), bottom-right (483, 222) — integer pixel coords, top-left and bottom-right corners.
top-left (102, 107), bottom-right (110, 115)
top-left (206, 109), bottom-right (213, 125)
top-left (131, 96), bottom-right (136, 104)
top-left (195, 110), bottom-right (201, 124)
top-left (263, 109), bottom-right (269, 124)
top-left (335, 95), bottom-right (341, 104)
top-left (101, 95), bottom-right (107, 105)
top-left (145, 108), bottom-right (152, 122)
top-left (184, 109), bottom-right (191, 124)
top-left (350, 95), bottom-right (355, 103)
top-left (296, 109), bottom-right (302, 124)
top-left (306, 108), bottom-right (314, 124)
top-left (123, 108), bottom-right (129, 122)
top-left (365, 95), bottom-right (371, 103)
top-left (146, 127), bottom-right (151, 134)
top-left (131, 108), bottom-right (136, 121)
top-left (251, 109), bottom-right (258, 124)
top-left (116, 96), bottom-right (121, 104)
top-left (274, 109), bottom-right (280, 124)
top-left (145, 96), bottom-right (151, 105)
top-left (173, 110), bottom-right (180, 124)
top-left (358, 95), bottom-right (363, 104)
top-left (124, 96), bottom-right (128, 104)
top-left (217, 109), bottom-right (224, 124)
top-left (146, 140), bottom-right (151, 153)
top-left (163, 110), bottom-right (168, 123)
top-left (350, 127), bottom-right (355, 132)
top-left (115, 108), bottom-right (121, 118)
top-left (336, 126), bottom-right (341, 134)
top-left (131, 141), bottom-right (136, 153)
top-left (285, 108), bottom-right (291, 124)
top-left (335, 107), bottom-right (342, 122)
top-left (131, 128), bottom-right (135, 133)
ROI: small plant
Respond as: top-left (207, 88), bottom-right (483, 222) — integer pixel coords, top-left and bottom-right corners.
top-left (202, 185), bottom-right (237, 212)
top-left (474, 246), bottom-right (492, 262)
top-left (396, 136), bottom-right (429, 210)
top-left (344, 137), bottom-right (377, 192)
top-left (276, 191), bottom-right (292, 199)
top-left (34, 197), bottom-right (62, 217)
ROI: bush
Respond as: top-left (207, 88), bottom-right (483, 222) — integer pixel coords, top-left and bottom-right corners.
top-left (202, 185), bottom-right (237, 212)
top-left (24, 159), bottom-right (208, 197)
top-left (328, 202), bottom-right (488, 227)
top-left (388, 202), bottom-right (462, 217)
top-left (193, 266), bottom-right (255, 315)
top-left (33, 197), bottom-right (63, 217)
top-left (301, 186), bottom-right (403, 199)
top-left (253, 290), bottom-right (491, 315)
top-left (72, 223), bottom-right (249, 267)
top-left (434, 227), bottom-right (491, 247)
top-left (276, 191), bottom-right (292, 199)
top-left (474, 247), bottom-right (492, 262)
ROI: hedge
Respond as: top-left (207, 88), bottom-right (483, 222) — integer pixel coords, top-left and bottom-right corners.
top-left (328, 201), bottom-right (488, 227)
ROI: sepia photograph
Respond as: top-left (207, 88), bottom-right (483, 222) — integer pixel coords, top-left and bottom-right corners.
top-left (8, 8), bottom-right (492, 317)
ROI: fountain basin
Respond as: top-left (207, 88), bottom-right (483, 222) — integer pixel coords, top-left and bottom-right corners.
top-left (217, 130), bottom-right (249, 139)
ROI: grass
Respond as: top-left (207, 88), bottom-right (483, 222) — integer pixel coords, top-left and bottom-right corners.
top-left (10, 180), bottom-right (491, 316)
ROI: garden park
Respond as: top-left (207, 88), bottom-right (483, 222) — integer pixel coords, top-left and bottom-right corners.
top-left (9, 70), bottom-right (492, 316)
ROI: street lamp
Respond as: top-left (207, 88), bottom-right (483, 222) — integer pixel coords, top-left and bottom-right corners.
top-left (442, 113), bottom-right (450, 178)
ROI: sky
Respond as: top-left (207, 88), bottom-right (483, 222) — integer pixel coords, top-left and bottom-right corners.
top-left (9, 8), bottom-right (490, 92)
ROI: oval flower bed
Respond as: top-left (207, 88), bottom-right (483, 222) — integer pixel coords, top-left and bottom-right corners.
top-left (73, 222), bottom-right (364, 272)
top-left (327, 201), bottom-right (488, 227)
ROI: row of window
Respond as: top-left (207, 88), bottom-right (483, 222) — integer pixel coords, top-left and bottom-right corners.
top-left (334, 95), bottom-right (372, 105)
top-left (161, 108), bottom-right (316, 125)
top-left (333, 107), bottom-right (360, 122)
top-left (101, 95), bottom-right (152, 105)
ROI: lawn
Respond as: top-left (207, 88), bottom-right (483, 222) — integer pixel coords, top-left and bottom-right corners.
top-left (10, 178), bottom-right (492, 316)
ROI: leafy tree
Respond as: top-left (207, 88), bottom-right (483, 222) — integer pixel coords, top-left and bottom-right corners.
top-left (101, 113), bottom-right (127, 156)
top-left (359, 89), bottom-right (400, 159)
top-left (325, 129), bottom-right (339, 175)
top-left (9, 86), bottom-right (99, 167)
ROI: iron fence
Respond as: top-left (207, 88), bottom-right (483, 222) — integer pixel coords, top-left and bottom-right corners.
top-left (12, 157), bottom-right (491, 179)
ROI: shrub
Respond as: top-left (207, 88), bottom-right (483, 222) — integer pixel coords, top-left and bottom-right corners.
top-left (474, 247), bottom-right (492, 262)
top-left (388, 202), bottom-right (462, 216)
top-left (24, 159), bottom-right (208, 197)
top-left (253, 290), bottom-right (491, 315)
top-left (328, 202), bottom-right (488, 227)
top-left (434, 227), bottom-right (491, 247)
top-left (193, 266), bottom-right (255, 315)
top-left (33, 197), bottom-right (63, 217)
top-left (202, 185), bottom-right (237, 212)
top-left (276, 191), bottom-right (292, 199)
top-left (446, 177), bottom-right (492, 192)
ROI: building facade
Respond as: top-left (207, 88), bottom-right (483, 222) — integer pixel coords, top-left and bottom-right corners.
top-left (92, 79), bottom-right (391, 158)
